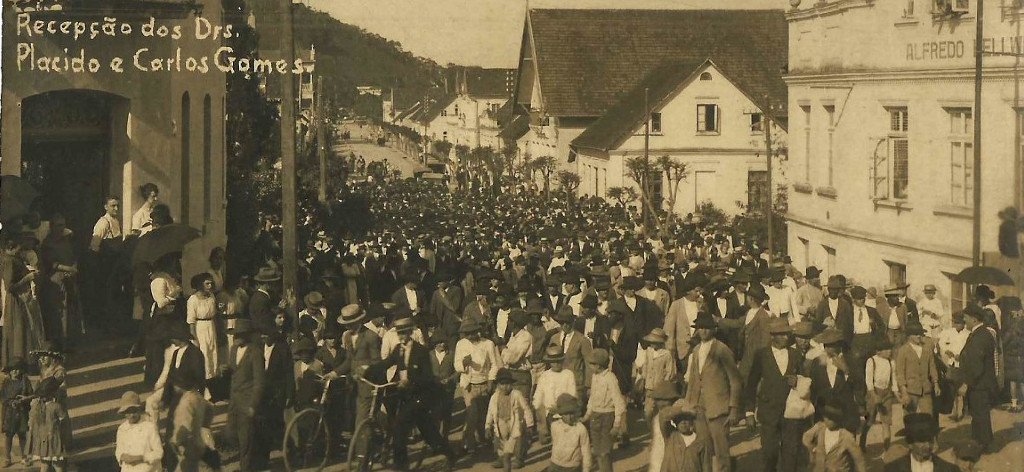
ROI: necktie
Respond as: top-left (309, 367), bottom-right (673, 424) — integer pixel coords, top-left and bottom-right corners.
top-left (562, 333), bottom-right (569, 352)
top-left (858, 308), bottom-right (864, 323)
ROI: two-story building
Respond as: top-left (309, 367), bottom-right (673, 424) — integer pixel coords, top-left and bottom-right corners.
top-left (510, 8), bottom-right (789, 209)
top-left (570, 59), bottom-right (788, 216)
top-left (422, 68), bottom-right (514, 150)
top-left (785, 0), bottom-right (1024, 305)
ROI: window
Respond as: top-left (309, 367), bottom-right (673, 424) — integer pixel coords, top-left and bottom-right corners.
top-left (180, 92), bottom-right (190, 225)
top-left (441, 109), bottom-right (447, 117)
top-left (887, 261), bottom-right (907, 287)
top-left (823, 245), bottom-right (837, 279)
top-left (799, 237), bottom-right (810, 269)
top-left (747, 170), bottom-right (770, 214)
top-left (697, 104), bottom-right (719, 133)
top-left (934, 0), bottom-right (970, 14)
top-left (750, 113), bottom-right (763, 134)
top-left (873, 107), bottom-right (910, 200)
top-left (946, 272), bottom-right (965, 313)
top-left (442, 131), bottom-right (448, 142)
top-left (802, 105), bottom-right (812, 182)
top-left (650, 112), bottom-right (663, 134)
top-left (650, 170), bottom-right (664, 211)
top-left (454, 104), bottom-right (459, 116)
top-left (948, 108), bottom-right (973, 207)
top-left (824, 105), bottom-right (836, 186)
top-left (699, 72), bottom-right (713, 81)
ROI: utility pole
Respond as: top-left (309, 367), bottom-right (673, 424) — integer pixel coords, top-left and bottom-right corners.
top-left (972, 0), bottom-right (985, 267)
top-left (643, 87), bottom-right (651, 232)
top-left (764, 96), bottom-right (774, 265)
top-left (317, 76), bottom-right (327, 203)
top-left (280, 0), bottom-right (298, 301)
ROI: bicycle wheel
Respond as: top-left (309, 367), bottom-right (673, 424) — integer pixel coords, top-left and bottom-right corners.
top-left (283, 408), bottom-right (330, 472)
top-left (348, 419), bottom-right (380, 472)
top-left (406, 427), bottom-right (428, 471)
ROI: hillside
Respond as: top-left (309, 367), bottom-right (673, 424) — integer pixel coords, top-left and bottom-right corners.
top-left (247, 0), bottom-right (445, 119)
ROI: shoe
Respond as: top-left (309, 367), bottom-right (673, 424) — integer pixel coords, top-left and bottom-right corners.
top-left (491, 459), bottom-right (505, 468)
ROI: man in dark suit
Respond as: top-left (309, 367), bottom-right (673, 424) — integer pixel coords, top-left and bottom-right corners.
top-left (148, 323), bottom-right (206, 439)
top-left (384, 318), bottom-right (456, 471)
top-left (884, 413), bottom-right (960, 472)
top-left (608, 276), bottom-right (664, 396)
top-left (248, 266), bottom-right (281, 333)
top-left (684, 312), bottom-right (742, 472)
top-left (744, 318), bottom-right (802, 472)
top-left (815, 276), bottom-right (854, 341)
top-left (960, 304), bottom-right (998, 450)
top-left (848, 286), bottom-right (886, 394)
top-left (542, 277), bottom-right (566, 314)
top-left (808, 328), bottom-right (860, 434)
top-left (429, 272), bottom-right (464, 340)
top-left (224, 319), bottom-right (265, 472)
top-left (255, 326), bottom-right (294, 468)
top-left (391, 273), bottom-right (426, 316)
top-left (574, 294), bottom-right (611, 350)
top-left (554, 310), bottom-right (593, 402)
top-left (428, 332), bottom-right (458, 438)
top-left (326, 304), bottom-right (383, 430)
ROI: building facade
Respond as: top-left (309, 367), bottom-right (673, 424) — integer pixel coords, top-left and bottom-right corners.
top-left (784, 0), bottom-right (1024, 306)
top-left (2, 0), bottom-right (229, 279)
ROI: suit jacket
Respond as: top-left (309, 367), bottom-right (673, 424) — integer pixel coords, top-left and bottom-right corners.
top-left (262, 340), bottom-right (295, 409)
top-left (883, 455), bottom-right (960, 472)
top-left (335, 328), bottom-right (382, 377)
top-left (816, 297), bottom-right (855, 343)
top-left (431, 286), bottom-right (465, 337)
top-left (557, 329), bottom-right (594, 388)
top-left (391, 286), bottom-right (426, 315)
top-left (960, 325), bottom-right (999, 391)
top-left (248, 289), bottom-right (275, 332)
top-left (879, 303), bottom-right (913, 333)
top-left (893, 342), bottom-right (939, 395)
top-left (159, 343), bottom-right (206, 405)
top-left (736, 308), bottom-right (772, 382)
top-left (543, 293), bottom-right (566, 314)
top-left (429, 348), bottom-right (458, 389)
top-left (608, 296), bottom-right (664, 364)
top-left (228, 342), bottom-right (265, 413)
top-left (809, 358), bottom-right (859, 432)
top-left (683, 340), bottom-right (742, 420)
top-left (803, 422), bottom-right (866, 472)
top-left (639, 287), bottom-right (671, 316)
top-left (745, 346), bottom-right (802, 424)
top-left (664, 297), bottom-right (702, 360)
top-left (294, 360), bottom-right (324, 407)
top-left (462, 301), bottom-right (493, 331)
top-left (574, 315), bottom-right (612, 350)
top-left (384, 341), bottom-right (442, 400)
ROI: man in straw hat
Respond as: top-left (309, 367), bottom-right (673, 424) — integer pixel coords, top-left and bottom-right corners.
top-left (533, 345), bottom-right (573, 446)
top-left (248, 266), bottom-right (282, 333)
top-left (114, 390), bottom-right (163, 472)
top-left (454, 318), bottom-right (501, 456)
top-left (959, 304), bottom-right (999, 451)
top-left (380, 317), bottom-right (456, 471)
top-left (884, 413), bottom-right (959, 472)
top-left (683, 311), bottom-right (742, 472)
top-left (744, 317), bottom-right (802, 472)
top-left (637, 328), bottom-right (675, 426)
top-left (223, 318), bottom-right (265, 472)
top-left (298, 291), bottom-right (327, 342)
top-left (325, 304), bottom-right (381, 430)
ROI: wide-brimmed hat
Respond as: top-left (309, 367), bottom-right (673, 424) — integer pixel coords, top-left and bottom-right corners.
top-left (555, 393), bottom-right (580, 415)
top-left (954, 439), bottom-right (983, 462)
top-left (165, 322), bottom-right (192, 342)
top-left (303, 291), bottom-right (324, 308)
top-left (680, 273), bottom-right (708, 294)
top-left (651, 380), bottom-right (682, 400)
top-left (253, 266), bottom-right (282, 283)
top-left (393, 317), bottom-right (416, 333)
top-left (768, 318), bottom-right (792, 335)
top-left (792, 321), bottom-right (817, 339)
top-left (117, 391), bottom-right (143, 414)
top-left (543, 345), bottom-right (565, 362)
top-left (874, 337), bottom-right (893, 351)
top-left (962, 303), bottom-right (987, 321)
top-left (338, 304), bottom-right (367, 325)
top-left (3, 357), bottom-right (28, 373)
top-left (642, 328), bottom-right (669, 344)
top-left (495, 368), bottom-right (516, 384)
top-left (459, 319), bottom-right (482, 334)
top-left (904, 412), bottom-right (937, 443)
top-left (691, 312), bottom-right (718, 330)
top-left (746, 284), bottom-right (770, 302)
top-left (814, 327), bottom-right (845, 346)
top-left (580, 294), bottom-right (598, 309)
top-left (905, 321), bottom-right (926, 336)
top-left (621, 276), bottom-right (644, 291)
top-left (29, 340), bottom-right (65, 361)
top-left (849, 286), bottom-right (867, 300)
top-left (731, 271), bottom-right (752, 284)
top-left (822, 403), bottom-right (845, 423)
top-left (227, 318), bottom-right (255, 335)
top-left (826, 276), bottom-right (846, 290)
top-left (553, 309), bottom-right (575, 324)
top-left (291, 337), bottom-right (317, 356)
top-left (883, 283), bottom-right (908, 296)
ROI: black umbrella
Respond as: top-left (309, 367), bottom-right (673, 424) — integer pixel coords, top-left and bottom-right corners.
top-left (0, 174), bottom-right (41, 223)
top-left (955, 266), bottom-right (1015, 286)
top-left (132, 224), bottom-right (201, 266)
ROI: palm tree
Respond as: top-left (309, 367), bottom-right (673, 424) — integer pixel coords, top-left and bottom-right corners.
top-left (532, 155), bottom-right (557, 200)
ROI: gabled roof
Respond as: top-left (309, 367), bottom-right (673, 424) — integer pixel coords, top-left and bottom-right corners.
top-left (572, 59), bottom-right (788, 152)
top-left (394, 102), bottom-right (422, 122)
top-left (525, 9), bottom-right (787, 118)
top-left (499, 114), bottom-right (531, 141)
top-left (414, 95), bottom-right (456, 124)
top-left (463, 68), bottom-right (515, 98)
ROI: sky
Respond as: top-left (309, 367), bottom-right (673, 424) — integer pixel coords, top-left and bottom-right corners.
top-left (306, 0), bottom-right (785, 68)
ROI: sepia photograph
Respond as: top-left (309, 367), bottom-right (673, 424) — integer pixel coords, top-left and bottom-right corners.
top-left (0, 0), bottom-right (1022, 471)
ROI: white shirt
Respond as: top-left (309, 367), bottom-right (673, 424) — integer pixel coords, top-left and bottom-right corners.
top-left (454, 338), bottom-right (502, 387)
top-left (583, 317), bottom-right (596, 338)
top-left (115, 419), bottom-right (163, 472)
top-left (624, 296), bottom-right (637, 311)
top-left (495, 308), bottom-right (511, 339)
top-left (823, 428), bottom-right (842, 452)
top-left (264, 343), bottom-right (275, 370)
top-left (532, 369), bottom-right (577, 409)
top-left (938, 327), bottom-right (969, 367)
top-left (716, 298), bottom-right (729, 318)
top-left (236, 345), bottom-right (248, 365)
top-left (853, 306), bottom-right (872, 334)
top-left (405, 287), bottom-right (419, 312)
top-left (560, 331), bottom-right (575, 353)
top-left (887, 306), bottom-right (902, 329)
top-left (771, 346), bottom-right (789, 374)
top-left (865, 355), bottom-right (898, 393)
top-left (919, 296), bottom-right (946, 332)
top-left (766, 285), bottom-right (795, 316)
top-left (744, 307), bottom-right (759, 325)
top-left (827, 298), bottom-right (839, 318)
top-left (696, 341), bottom-right (713, 374)
top-left (826, 360), bottom-right (839, 388)
top-left (909, 342), bottom-right (923, 358)
top-left (910, 456), bottom-right (935, 472)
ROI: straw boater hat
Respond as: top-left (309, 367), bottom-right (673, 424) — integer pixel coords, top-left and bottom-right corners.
top-left (29, 340), bottom-right (65, 362)
top-left (883, 283), bottom-right (908, 296)
top-left (304, 291), bottom-right (324, 308)
top-left (253, 266), bottom-right (281, 283)
top-left (792, 321), bottom-right (817, 339)
top-left (118, 391), bottom-right (143, 414)
top-left (642, 328), bottom-right (669, 344)
top-left (543, 344), bottom-right (565, 362)
top-left (337, 304), bottom-right (367, 326)
top-left (392, 317), bottom-right (416, 333)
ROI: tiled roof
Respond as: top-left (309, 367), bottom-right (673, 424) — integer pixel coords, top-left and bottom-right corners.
top-left (527, 8), bottom-right (788, 118)
top-left (414, 95), bottom-right (456, 124)
top-left (499, 114), bottom-right (530, 141)
top-left (465, 68), bottom-right (515, 98)
top-left (572, 58), bottom-right (788, 152)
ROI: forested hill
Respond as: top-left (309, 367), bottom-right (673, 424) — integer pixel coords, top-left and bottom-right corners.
top-left (249, 0), bottom-right (445, 118)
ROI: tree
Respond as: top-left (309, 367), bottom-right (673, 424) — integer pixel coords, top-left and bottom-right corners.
top-left (624, 156), bottom-right (662, 233)
top-left (517, 152), bottom-right (534, 181)
top-left (657, 155), bottom-right (689, 226)
top-left (557, 170), bottom-right (581, 196)
top-left (501, 142), bottom-right (519, 181)
top-left (433, 139), bottom-right (452, 159)
top-left (532, 155), bottom-right (557, 200)
top-left (606, 186), bottom-right (639, 208)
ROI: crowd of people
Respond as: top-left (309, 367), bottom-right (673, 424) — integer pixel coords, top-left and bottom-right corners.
top-left (2, 173), bottom-right (1023, 472)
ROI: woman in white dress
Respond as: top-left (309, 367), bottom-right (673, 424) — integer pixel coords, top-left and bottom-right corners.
top-left (130, 183), bottom-right (159, 237)
top-left (186, 274), bottom-right (219, 382)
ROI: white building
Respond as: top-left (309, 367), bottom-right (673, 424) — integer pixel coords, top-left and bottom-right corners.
top-left (784, 0), bottom-right (1024, 307)
top-left (571, 59), bottom-right (788, 216)
top-left (421, 68), bottom-right (514, 150)
top-left (509, 8), bottom-right (788, 213)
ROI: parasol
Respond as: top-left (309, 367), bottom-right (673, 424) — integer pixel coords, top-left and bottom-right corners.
top-left (132, 224), bottom-right (201, 266)
top-left (955, 266), bottom-right (1015, 286)
top-left (0, 175), bottom-right (41, 224)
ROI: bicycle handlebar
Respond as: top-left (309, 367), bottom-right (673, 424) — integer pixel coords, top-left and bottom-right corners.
top-left (358, 377), bottom-right (400, 389)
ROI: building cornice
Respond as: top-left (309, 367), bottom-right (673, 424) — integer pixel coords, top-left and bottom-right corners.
top-left (785, 213), bottom-right (972, 261)
top-left (785, 0), bottom-right (875, 22)
top-left (786, 66), bottom-right (1024, 85)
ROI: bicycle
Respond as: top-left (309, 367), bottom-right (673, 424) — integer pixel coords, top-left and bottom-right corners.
top-left (282, 376), bottom-right (349, 472)
top-left (347, 377), bottom-right (429, 472)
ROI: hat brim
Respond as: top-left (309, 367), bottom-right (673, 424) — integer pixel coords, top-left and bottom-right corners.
top-left (338, 311), bottom-right (368, 325)
top-left (254, 275), bottom-right (282, 283)
top-left (118, 404), bottom-right (143, 414)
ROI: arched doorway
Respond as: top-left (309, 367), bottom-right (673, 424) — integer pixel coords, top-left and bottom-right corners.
top-left (20, 90), bottom-right (129, 249)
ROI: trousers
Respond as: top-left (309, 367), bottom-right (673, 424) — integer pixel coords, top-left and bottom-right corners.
top-left (702, 413), bottom-right (731, 472)
top-left (462, 383), bottom-right (490, 451)
top-left (227, 408), bottom-right (256, 472)
top-left (967, 387), bottom-right (993, 447)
